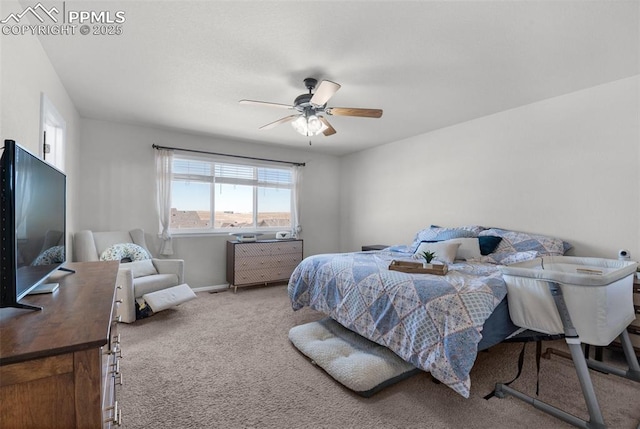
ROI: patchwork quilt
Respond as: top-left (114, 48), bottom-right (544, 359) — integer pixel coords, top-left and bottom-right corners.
top-left (288, 250), bottom-right (507, 398)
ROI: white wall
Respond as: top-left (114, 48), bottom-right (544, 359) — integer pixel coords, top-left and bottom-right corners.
top-left (3, 0), bottom-right (636, 284)
top-left (78, 118), bottom-right (342, 287)
top-left (340, 76), bottom-right (640, 260)
top-left (0, 0), bottom-right (81, 250)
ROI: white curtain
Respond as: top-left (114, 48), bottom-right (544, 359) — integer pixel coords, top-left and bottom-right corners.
top-left (155, 149), bottom-right (174, 255)
top-left (290, 165), bottom-right (302, 238)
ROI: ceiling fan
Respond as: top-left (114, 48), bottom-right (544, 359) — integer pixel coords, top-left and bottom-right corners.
top-left (239, 78), bottom-right (383, 137)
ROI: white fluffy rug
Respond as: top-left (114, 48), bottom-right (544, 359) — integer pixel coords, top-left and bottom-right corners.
top-left (289, 318), bottom-right (420, 397)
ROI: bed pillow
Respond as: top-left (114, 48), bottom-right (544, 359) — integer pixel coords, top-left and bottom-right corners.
top-left (425, 237), bottom-right (482, 261)
top-left (121, 260), bottom-right (158, 278)
top-left (410, 225), bottom-right (485, 251)
top-left (478, 236), bottom-right (502, 255)
top-left (478, 228), bottom-right (571, 256)
top-left (413, 241), bottom-right (461, 264)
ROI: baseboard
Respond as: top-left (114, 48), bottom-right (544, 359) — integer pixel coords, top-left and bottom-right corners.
top-left (192, 284), bottom-right (229, 293)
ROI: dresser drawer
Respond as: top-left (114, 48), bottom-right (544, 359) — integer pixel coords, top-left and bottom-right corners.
top-left (234, 242), bottom-right (268, 257)
top-left (234, 253), bottom-right (302, 270)
top-left (103, 284), bottom-right (123, 428)
top-left (101, 346), bottom-right (117, 427)
top-left (233, 265), bottom-right (298, 286)
top-left (268, 240), bottom-right (303, 254)
top-left (234, 240), bottom-right (302, 257)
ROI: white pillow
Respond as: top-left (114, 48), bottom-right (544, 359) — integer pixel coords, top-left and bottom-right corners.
top-left (122, 260), bottom-right (158, 278)
top-left (444, 238), bottom-right (482, 260)
top-left (413, 241), bottom-right (461, 264)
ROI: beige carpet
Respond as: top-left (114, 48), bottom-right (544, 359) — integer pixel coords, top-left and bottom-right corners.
top-left (118, 285), bottom-right (640, 429)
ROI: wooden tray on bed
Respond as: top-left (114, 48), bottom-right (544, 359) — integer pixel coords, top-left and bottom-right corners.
top-left (388, 260), bottom-right (448, 275)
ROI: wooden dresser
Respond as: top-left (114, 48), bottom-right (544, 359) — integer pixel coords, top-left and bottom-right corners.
top-left (0, 261), bottom-right (122, 428)
top-left (226, 239), bottom-right (303, 292)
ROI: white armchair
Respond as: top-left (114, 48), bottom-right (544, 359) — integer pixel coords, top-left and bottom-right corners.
top-left (73, 229), bottom-right (185, 323)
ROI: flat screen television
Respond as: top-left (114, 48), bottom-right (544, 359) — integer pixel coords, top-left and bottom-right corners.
top-left (0, 139), bottom-right (67, 311)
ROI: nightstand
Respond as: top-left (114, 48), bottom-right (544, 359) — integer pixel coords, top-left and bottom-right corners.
top-left (627, 277), bottom-right (640, 355)
top-left (608, 276), bottom-right (640, 356)
top-left (361, 244), bottom-right (389, 251)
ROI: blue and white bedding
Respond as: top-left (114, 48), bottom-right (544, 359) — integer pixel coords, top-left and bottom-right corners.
top-left (287, 226), bottom-right (572, 397)
top-left (288, 249), bottom-right (507, 398)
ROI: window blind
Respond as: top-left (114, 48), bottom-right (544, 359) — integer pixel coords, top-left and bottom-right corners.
top-left (173, 157), bottom-right (293, 189)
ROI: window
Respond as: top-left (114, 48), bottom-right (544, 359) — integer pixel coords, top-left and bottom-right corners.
top-left (169, 154), bottom-right (295, 233)
top-left (40, 93), bottom-right (66, 171)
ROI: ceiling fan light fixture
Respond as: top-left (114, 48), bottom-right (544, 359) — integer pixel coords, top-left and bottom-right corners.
top-left (291, 115), bottom-right (309, 135)
top-left (291, 114), bottom-right (327, 136)
top-left (307, 115), bottom-right (325, 134)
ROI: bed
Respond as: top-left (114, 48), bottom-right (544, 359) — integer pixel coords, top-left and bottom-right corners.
top-left (287, 225), bottom-right (572, 398)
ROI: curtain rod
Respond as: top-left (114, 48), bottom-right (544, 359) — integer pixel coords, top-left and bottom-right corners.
top-left (152, 144), bottom-right (305, 167)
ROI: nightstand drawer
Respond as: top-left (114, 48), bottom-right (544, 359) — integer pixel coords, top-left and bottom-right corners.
top-left (626, 329), bottom-right (640, 349)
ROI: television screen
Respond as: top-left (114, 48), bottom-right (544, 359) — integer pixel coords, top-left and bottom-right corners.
top-left (0, 140), bottom-right (66, 307)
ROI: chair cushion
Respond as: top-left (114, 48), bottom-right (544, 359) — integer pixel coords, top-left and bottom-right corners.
top-left (121, 260), bottom-right (158, 278)
top-left (133, 273), bottom-right (180, 298)
top-left (93, 231), bottom-right (136, 256)
top-left (143, 284), bottom-right (196, 312)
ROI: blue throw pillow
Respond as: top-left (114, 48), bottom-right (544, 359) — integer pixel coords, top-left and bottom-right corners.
top-left (478, 236), bottom-right (502, 255)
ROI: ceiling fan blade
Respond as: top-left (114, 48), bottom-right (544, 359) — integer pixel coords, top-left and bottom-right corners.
top-left (319, 117), bottom-right (336, 136)
top-left (310, 80), bottom-right (341, 106)
top-left (326, 107), bottom-right (383, 118)
top-left (259, 115), bottom-right (298, 130)
top-left (239, 99), bottom-right (293, 109)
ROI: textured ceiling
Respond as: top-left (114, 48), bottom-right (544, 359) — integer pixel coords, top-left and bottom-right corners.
top-left (35, 1), bottom-right (639, 155)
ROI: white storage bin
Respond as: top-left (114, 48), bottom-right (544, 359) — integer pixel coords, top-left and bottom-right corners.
top-left (498, 256), bottom-right (637, 346)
